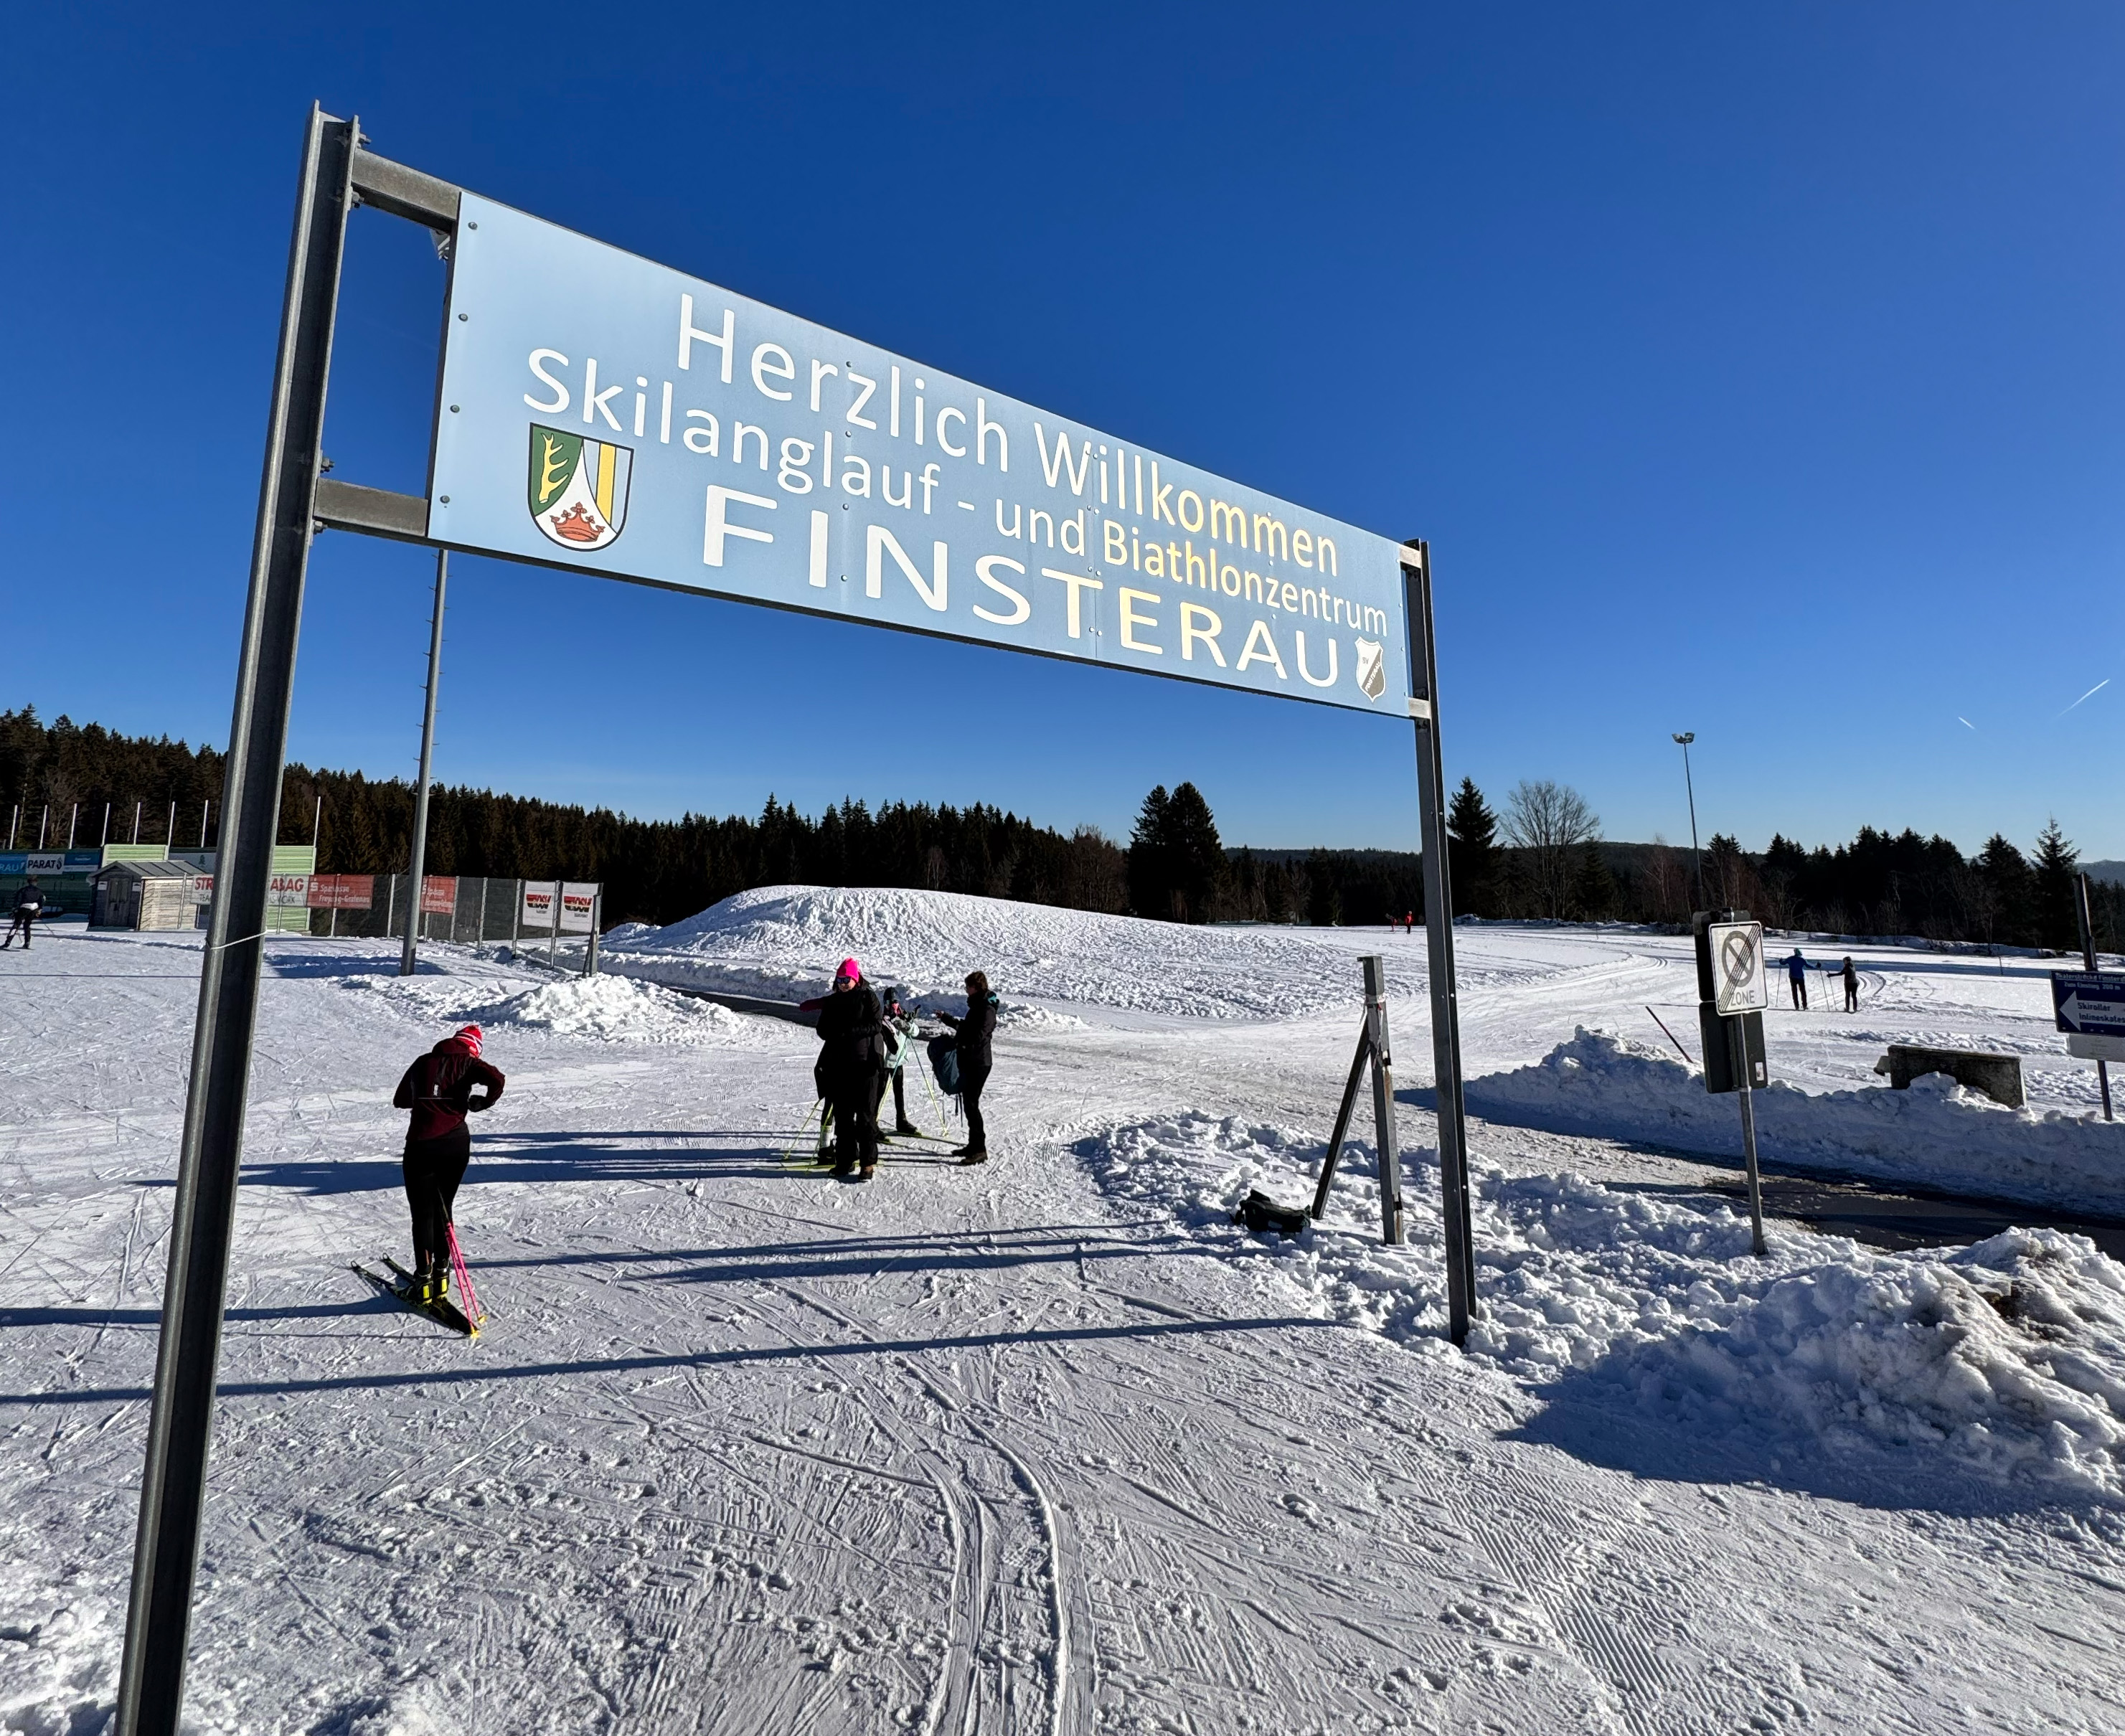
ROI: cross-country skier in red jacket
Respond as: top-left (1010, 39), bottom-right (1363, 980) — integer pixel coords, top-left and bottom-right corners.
top-left (392, 1024), bottom-right (505, 1304)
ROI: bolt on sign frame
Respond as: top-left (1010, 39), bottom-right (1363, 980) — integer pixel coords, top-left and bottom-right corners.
top-left (114, 103), bottom-right (1478, 1735)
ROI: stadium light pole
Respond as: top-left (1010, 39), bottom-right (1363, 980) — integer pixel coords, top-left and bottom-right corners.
top-left (1672, 732), bottom-right (1705, 911)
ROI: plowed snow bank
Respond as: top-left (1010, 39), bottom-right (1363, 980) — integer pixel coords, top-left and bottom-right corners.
top-left (345, 972), bottom-right (770, 1046)
top-left (1466, 1027), bottom-right (2125, 1214)
top-left (1078, 1113), bottom-right (2125, 1496)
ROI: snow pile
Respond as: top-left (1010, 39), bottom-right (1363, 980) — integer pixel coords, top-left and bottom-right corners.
top-left (470, 976), bottom-right (767, 1044)
top-left (601, 884), bottom-right (1418, 1019)
top-left (346, 971), bottom-right (769, 1046)
top-left (1466, 1027), bottom-right (2125, 1214)
top-left (1076, 1113), bottom-right (2125, 1495)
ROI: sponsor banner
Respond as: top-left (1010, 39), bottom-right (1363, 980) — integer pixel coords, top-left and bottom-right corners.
top-left (520, 880), bottom-right (559, 930)
top-left (420, 875), bottom-right (458, 916)
top-left (189, 874), bottom-right (215, 907)
top-left (559, 882), bottom-right (598, 933)
top-left (1, 852), bottom-right (98, 877)
top-left (266, 874), bottom-right (311, 909)
top-left (429, 194), bottom-right (1411, 717)
top-left (308, 874), bottom-right (375, 911)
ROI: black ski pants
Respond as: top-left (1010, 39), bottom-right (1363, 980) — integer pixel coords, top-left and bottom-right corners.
top-left (1844, 981), bottom-right (1858, 1012)
top-left (1789, 977), bottom-right (1806, 1010)
top-left (961, 1063), bottom-right (991, 1154)
top-left (4, 912), bottom-right (33, 948)
top-left (829, 1074), bottom-right (880, 1171)
top-left (403, 1125), bottom-right (471, 1270)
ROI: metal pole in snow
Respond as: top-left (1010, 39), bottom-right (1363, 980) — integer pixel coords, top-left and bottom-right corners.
top-left (1402, 542), bottom-right (1476, 1341)
top-left (2076, 872), bottom-right (2114, 1123)
top-left (133, 801), bottom-right (141, 844)
top-left (1731, 1017), bottom-right (1768, 1255)
top-left (38, 806), bottom-right (48, 849)
top-left (69, 805), bottom-right (79, 850)
top-left (400, 548), bottom-right (447, 978)
top-left (117, 103), bottom-right (357, 1736)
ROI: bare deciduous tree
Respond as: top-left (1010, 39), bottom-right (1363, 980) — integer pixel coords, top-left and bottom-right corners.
top-left (1501, 779), bottom-right (1601, 919)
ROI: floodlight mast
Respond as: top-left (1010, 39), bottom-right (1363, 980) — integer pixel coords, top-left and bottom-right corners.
top-left (1672, 732), bottom-right (1703, 910)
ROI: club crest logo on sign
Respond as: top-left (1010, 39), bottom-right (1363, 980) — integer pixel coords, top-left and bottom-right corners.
top-left (527, 424), bottom-right (631, 551)
top-left (1353, 638), bottom-right (1387, 700)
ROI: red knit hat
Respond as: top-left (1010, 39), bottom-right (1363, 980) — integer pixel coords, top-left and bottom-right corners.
top-left (834, 958), bottom-right (860, 984)
top-left (454, 1024), bottom-right (484, 1056)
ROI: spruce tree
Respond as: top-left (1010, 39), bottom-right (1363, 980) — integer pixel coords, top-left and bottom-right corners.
top-left (1164, 782), bottom-right (1224, 923)
top-left (1127, 786), bottom-right (1172, 919)
top-left (1446, 776), bottom-right (1497, 917)
top-left (2032, 819), bottom-right (2081, 951)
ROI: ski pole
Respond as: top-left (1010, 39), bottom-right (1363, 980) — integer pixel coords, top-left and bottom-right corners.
top-left (778, 1099), bottom-right (823, 1165)
top-left (446, 1222), bottom-right (486, 1326)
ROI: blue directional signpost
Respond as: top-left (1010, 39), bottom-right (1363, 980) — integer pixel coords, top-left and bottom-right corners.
top-left (2053, 971), bottom-right (2125, 1060)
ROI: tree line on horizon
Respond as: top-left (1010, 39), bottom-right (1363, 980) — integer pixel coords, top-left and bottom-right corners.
top-left (3, 707), bottom-right (2114, 949)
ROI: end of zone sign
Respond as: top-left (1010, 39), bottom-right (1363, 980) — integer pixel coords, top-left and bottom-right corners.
top-left (425, 194), bottom-right (1411, 714)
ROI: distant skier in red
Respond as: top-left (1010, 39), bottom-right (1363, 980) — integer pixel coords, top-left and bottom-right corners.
top-left (392, 1024), bottom-right (505, 1304)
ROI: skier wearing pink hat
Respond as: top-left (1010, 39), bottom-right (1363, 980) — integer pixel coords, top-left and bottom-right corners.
top-left (391, 1024), bottom-right (505, 1302)
top-left (812, 958), bottom-right (888, 1179)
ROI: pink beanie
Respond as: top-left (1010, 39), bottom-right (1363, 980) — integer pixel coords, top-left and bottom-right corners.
top-left (834, 957), bottom-right (861, 983)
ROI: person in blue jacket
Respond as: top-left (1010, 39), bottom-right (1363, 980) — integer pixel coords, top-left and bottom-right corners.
top-left (1785, 948), bottom-right (1809, 1010)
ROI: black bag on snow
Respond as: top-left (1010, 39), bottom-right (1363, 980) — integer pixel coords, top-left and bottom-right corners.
top-left (1232, 1189), bottom-right (1309, 1237)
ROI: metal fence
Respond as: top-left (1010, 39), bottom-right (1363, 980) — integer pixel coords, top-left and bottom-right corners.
top-left (303, 875), bottom-right (600, 961)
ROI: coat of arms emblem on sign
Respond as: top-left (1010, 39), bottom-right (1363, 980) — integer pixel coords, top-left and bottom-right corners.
top-left (527, 424), bottom-right (631, 551)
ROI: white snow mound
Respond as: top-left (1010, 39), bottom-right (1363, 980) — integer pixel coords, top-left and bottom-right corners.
top-left (1466, 1027), bottom-right (2125, 1214)
top-left (1077, 1112), bottom-right (2125, 1496)
top-left (347, 971), bottom-right (768, 1046)
top-left (600, 884), bottom-right (1415, 1019)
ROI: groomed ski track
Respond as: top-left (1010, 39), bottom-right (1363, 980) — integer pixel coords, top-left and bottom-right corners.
top-left (3, 909), bottom-right (2122, 1733)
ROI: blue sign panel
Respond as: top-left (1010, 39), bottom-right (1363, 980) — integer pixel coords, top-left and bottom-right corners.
top-left (2052, 971), bottom-right (2125, 1035)
top-left (0, 851), bottom-right (100, 876)
top-left (428, 194), bottom-right (1410, 715)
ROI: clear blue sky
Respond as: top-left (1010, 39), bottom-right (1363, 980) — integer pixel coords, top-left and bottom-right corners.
top-left (7, 4), bottom-right (2121, 857)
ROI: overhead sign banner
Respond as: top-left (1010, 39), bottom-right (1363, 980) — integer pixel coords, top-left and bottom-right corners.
top-left (428, 194), bottom-right (1410, 715)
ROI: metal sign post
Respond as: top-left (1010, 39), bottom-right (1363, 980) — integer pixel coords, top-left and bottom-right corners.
top-left (399, 548), bottom-right (448, 977)
top-left (1308, 954), bottom-right (1405, 1245)
top-left (1695, 912), bottom-right (1768, 1256)
top-left (117, 104), bottom-right (359, 1736)
top-left (1403, 544), bottom-right (1476, 1343)
top-left (2070, 872), bottom-right (2115, 1122)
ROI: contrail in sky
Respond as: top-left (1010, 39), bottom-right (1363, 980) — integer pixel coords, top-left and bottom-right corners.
top-left (2057, 677), bottom-right (2111, 719)
top-left (1957, 717), bottom-right (1975, 730)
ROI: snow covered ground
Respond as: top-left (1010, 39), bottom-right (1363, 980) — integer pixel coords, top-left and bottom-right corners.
top-left (4, 895), bottom-right (2123, 1733)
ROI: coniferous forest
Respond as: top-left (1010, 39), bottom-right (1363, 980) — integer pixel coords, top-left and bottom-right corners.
top-left (3, 707), bottom-right (2116, 948)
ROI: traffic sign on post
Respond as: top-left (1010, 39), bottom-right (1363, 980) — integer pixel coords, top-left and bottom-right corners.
top-left (2053, 971), bottom-right (2125, 1037)
top-left (1707, 919), bottom-right (1768, 1016)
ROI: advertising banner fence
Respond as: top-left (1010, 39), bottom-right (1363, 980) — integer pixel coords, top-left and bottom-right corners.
top-left (560, 882), bottom-right (598, 933)
top-left (265, 874), bottom-right (311, 908)
top-left (307, 874), bottom-right (374, 910)
top-left (428, 194), bottom-right (1410, 716)
top-left (420, 874), bottom-right (457, 915)
top-left (521, 880), bottom-right (557, 930)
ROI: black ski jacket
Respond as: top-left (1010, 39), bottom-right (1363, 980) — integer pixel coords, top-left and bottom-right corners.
top-left (939, 994), bottom-right (998, 1076)
top-left (14, 884), bottom-right (42, 915)
top-left (814, 983), bottom-right (889, 1087)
